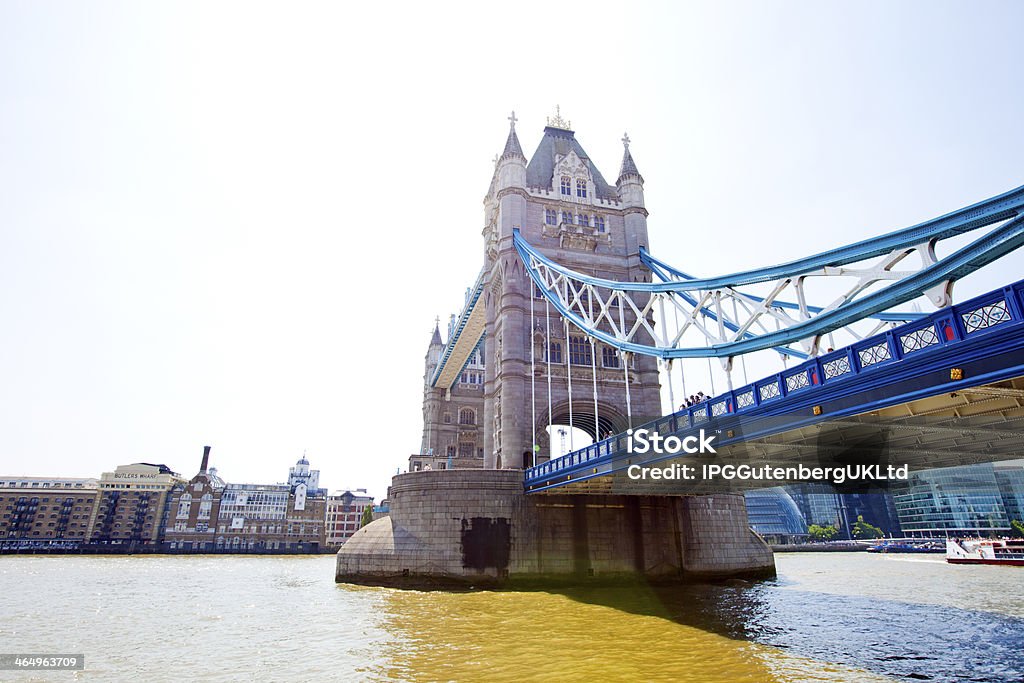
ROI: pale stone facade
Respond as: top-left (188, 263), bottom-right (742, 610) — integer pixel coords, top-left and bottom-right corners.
top-left (419, 114), bottom-right (663, 471)
top-left (417, 326), bottom-right (486, 470)
top-left (339, 114), bottom-right (776, 586)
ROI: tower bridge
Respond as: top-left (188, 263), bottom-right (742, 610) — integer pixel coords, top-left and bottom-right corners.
top-left (337, 111), bottom-right (1024, 587)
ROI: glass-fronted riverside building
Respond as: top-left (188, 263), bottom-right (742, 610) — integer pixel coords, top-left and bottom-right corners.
top-left (744, 487), bottom-right (808, 543)
top-left (891, 463), bottom-right (1015, 537)
top-left (995, 464), bottom-right (1024, 524)
top-left (785, 483), bottom-right (842, 528)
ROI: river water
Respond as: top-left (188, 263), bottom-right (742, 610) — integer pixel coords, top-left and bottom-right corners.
top-left (1, 552), bottom-right (1022, 682)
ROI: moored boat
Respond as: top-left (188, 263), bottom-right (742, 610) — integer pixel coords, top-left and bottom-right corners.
top-left (946, 538), bottom-right (1024, 566)
top-left (867, 541), bottom-right (943, 554)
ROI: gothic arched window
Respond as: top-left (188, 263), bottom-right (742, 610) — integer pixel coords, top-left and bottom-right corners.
top-left (576, 179), bottom-right (587, 198)
top-left (459, 408), bottom-right (476, 425)
top-left (545, 209), bottom-right (557, 225)
top-left (560, 176), bottom-right (571, 195)
top-left (561, 211), bottom-right (572, 225)
top-left (569, 336), bottom-right (592, 366)
top-left (594, 216), bottom-right (605, 233)
top-left (547, 341), bottom-right (562, 364)
top-left (577, 214), bottom-right (589, 227)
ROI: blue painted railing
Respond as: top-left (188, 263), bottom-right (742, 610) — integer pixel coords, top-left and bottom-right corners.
top-left (524, 277), bottom-right (1024, 490)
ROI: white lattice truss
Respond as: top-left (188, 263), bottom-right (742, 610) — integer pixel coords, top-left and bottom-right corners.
top-left (522, 247), bottom-right (916, 365)
top-left (512, 183), bottom-right (1024, 364)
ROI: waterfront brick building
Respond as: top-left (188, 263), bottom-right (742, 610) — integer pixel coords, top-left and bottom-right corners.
top-left (2, 450), bottom-right (366, 554)
top-left (165, 452), bottom-right (328, 553)
top-left (87, 463), bottom-right (187, 550)
top-left (0, 477), bottom-right (99, 550)
top-left (162, 446), bottom-right (226, 551)
top-left (325, 488), bottom-right (374, 548)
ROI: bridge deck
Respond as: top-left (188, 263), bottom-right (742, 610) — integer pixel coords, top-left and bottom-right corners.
top-left (525, 278), bottom-right (1024, 494)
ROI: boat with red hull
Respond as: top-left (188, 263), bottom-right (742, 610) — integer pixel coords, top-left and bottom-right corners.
top-left (946, 539), bottom-right (1024, 566)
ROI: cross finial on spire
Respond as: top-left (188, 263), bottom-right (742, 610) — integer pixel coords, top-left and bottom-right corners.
top-left (622, 132), bottom-right (631, 149)
top-left (492, 154), bottom-right (499, 165)
top-left (508, 110), bottom-right (517, 130)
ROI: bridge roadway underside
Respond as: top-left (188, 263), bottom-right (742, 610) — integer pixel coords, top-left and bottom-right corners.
top-left (540, 375), bottom-right (1024, 496)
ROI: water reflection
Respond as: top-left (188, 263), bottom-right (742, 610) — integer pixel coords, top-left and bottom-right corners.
top-left (543, 579), bottom-right (1024, 682)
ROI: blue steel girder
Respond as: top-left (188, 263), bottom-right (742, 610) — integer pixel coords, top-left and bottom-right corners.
top-left (525, 277), bottom-right (1024, 492)
top-left (513, 183), bottom-right (1024, 360)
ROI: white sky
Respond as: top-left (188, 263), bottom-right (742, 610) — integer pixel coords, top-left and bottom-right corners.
top-left (2, 1), bottom-right (1023, 500)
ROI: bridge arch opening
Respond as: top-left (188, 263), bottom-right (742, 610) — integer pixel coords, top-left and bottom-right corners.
top-left (529, 403), bottom-right (629, 466)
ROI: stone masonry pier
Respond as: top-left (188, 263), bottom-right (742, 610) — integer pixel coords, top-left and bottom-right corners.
top-left (336, 470), bottom-right (775, 587)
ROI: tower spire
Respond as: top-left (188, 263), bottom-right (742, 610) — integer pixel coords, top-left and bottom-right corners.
top-left (501, 109), bottom-right (524, 159)
top-left (430, 317), bottom-right (443, 347)
top-left (617, 131), bottom-right (643, 184)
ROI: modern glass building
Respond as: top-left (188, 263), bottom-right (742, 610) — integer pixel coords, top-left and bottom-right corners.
top-left (994, 462), bottom-right (1024, 524)
top-left (785, 483), bottom-right (842, 528)
top-left (745, 487), bottom-right (808, 542)
top-left (891, 463), bottom-right (1009, 537)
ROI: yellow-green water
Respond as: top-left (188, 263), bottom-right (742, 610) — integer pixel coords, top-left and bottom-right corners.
top-left (2, 553), bottom-right (1022, 681)
top-left (371, 584), bottom-right (887, 683)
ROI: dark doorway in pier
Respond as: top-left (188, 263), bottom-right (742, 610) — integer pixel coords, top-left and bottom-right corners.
top-left (460, 517), bottom-right (510, 571)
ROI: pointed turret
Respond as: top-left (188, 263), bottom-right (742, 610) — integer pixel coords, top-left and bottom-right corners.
top-left (615, 131), bottom-right (649, 257)
top-left (616, 132), bottom-right (644, 185)
top-left (493, 110), bottom-right (527, 193)
top-left (616, 132), bottom-right (646, 209)
top-left (501, 111), bottom-right (525, 160)
top-left (429, 317), bottom-right (443, 347)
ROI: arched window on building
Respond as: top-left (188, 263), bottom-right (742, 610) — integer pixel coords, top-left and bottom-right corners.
top-left (577, 214), bottom-right (589, 227)
top-left (594, 216), bottom-right (605, 233)
top-left (176, 493), bottom-right (191, 519)
top-left (545, 208), bottom-right (557, 225)
top-left (198, 493), bottom-right (213, 520)
top-left (576, 179), bottom-right (587, 198)
top-left (560, 176), bottom-right (571, 195)
top-left (459, 408), bottom-right (476, 425)
top-left (547, 341), bottom-right (563, 364)
top-left (569, 336), bottom-right (592, 365)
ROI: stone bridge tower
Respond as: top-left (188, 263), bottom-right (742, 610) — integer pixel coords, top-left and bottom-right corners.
top-left (482, 110), bottom-right (663, 470)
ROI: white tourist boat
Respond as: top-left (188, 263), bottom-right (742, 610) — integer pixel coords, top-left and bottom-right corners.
top-left (946, 538), bottom-right (1024, 566)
